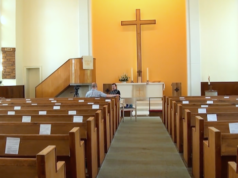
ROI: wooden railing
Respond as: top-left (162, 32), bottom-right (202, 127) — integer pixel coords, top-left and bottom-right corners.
top-left (35, 58), bottom-right (96, 98)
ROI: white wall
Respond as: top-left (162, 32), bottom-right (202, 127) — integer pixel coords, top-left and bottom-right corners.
top-left (16, 0), bottom-right (81, 82)
top-left (0, 0), bottom-right (16, 85)
top-left (200, 0), bottom-right (238, 82)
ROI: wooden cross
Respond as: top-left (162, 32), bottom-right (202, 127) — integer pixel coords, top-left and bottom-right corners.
top-left (121, 9), bottom-right (156, 82)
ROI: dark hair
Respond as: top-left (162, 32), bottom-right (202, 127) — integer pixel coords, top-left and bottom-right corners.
top-left (112, 83), bottom-right (117, 86)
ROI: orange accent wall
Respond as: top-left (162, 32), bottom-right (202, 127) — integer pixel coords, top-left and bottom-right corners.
top-left (92, 0), bottom-right (187, 96)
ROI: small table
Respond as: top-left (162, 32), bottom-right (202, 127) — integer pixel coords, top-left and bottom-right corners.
top-left (121, 105), bottom-right (137, 122)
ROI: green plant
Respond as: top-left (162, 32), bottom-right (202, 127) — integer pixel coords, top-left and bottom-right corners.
top-left (119, 73), bottom-right (130, 81)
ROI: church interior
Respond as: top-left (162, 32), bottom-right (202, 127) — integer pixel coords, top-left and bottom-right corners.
top-left (0, 0), bottom-right (237, 178)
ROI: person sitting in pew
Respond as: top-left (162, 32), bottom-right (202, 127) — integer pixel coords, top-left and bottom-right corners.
top-left (86, 83), bottom-right (118, 98)
top-left (110, 83), bottom-right (120, 96)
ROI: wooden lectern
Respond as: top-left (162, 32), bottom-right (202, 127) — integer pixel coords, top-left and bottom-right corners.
top-left (171, 83), bottom-right (182, 96)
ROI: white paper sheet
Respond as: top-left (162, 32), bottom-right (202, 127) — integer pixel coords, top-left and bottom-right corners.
top-left (224, 96), bottom-right (229, 99)
top-left (6, 99), bottom-right (11, 101)
top-left (39, 124), bottom-right (51, 135)
top-left (26, 101), bottom-right (32, 103)
top-left (53, 106), bottom-right (60, 110)
top-left (88, 102), bottom-right (94, 104)
top-left (201, 105), bottom-right (208, 108)
top-left (39, 111), bottom-right (47, 115)
top-left (68, 111), bottom-right (76, 115)
top-left (207, 101), bottom-right (213, 104)
top-left (105, 99), bottom-right (111, 102)
top-left (78, 100), bottom-right (84, 102)
top-left (207, 114), bottom-right (217, 121)
top-left (3, 104), bottom-right (8, 106)
top-left (73, 116), bottom-right (83, 123)
top-left (14, 106), bottom-right (21, 110)
top-left (179, 97), bottom-right (185, 100)
top-left (205, 97), bottom-right (210, 99)
top-left (26, 99), bottom-right (31, 101)
top-left (68, 98), bottom-right (73, 100)
top-left (95, 98), bottom-right (100, 99)
top-left (51, 100), bottom-right (56, 103)
top-left (5, 137), bottom-right (20, 154)
top-left (236, 105), bottom-right (238, 107)
top-left (22, 116), bottom-right (31, 122)
top-left (182, 101), bottom-right (189, 104)
top-left (198, 108), bottom-right (206, 113)
top-left (8, 111), bottom-right (15, 115)
top-left (92, 104), bottom-right (99, 109)
top-left (49, 98), bottom-right (54, 100)
top-left (55, 103), bottom-right (61, 105)
top-left (229, 123), bottom-right (238, 133)
top-left (31, 103), bottom-right (37, 105)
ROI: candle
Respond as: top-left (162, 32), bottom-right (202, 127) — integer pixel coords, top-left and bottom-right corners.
top-left (208, 75), bottom-right (210, 85)
top-left (147, 68), bottom-right (149, 81)
top-left (131, 68), bottom-right (133, 81)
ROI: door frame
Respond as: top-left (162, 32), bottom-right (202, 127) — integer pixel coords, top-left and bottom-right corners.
top-left (24, 66), bottom-right (42, 98)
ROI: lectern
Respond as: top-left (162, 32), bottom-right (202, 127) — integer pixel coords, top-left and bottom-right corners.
top-left (171, 83), bottom-right (182, 96)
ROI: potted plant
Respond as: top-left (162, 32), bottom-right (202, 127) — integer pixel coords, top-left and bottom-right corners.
top-left (119, 73), bottom-right (130, 83)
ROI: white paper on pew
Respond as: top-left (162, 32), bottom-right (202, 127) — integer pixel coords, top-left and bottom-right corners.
top-left (88, 102), bottom-right (94, 105)
top-left (68, 98), bottom-right (73, 100)
top-left (205, 97), bottom-right (210, 99)
top-left (3, 104), bottom-right (8, 106)
top-left (73, 116), bottom-right (83, 123)
top-left (51, 100), bottom-right (57, 103)
top-left (229, 123), bottom-right (238, 133)
top-left (201, 105), bottom-right (208, 108)
top-left (39, 111), bottom-right (47, 115)
top-left (207, 101), bottom-right (213, 104)
top-left (198, 108), bottom-right (206, 113)
top-left (55, 103), bottom-right (61, 105)
top-left (5, 137), bottom-right (20, 154)
top-left (207, 114), bottom-right (217, 121)
top-left (26, 101), bottom-right (32, 103)
top-left (237, 98), bottom-right (238, 100)
top-left (78, 100), bottom-right (84, 102)
top-left (6, 99), bottom-right (11, 101)
top-left (236, 105), bottom-right (238, 107)
top-left (179, 97), bottom-right (185, 100)
top-left (26, 99), bottom-right (31, 101)
top-left (22, 116), bottom-right (31, 122)
top-left (182, 101), bottom-right (189, 104)
top-left (53, 106), bottom-right (60, 110)
top-left (95, 98), bottom-right (100, 99)
top-left (8, 111), bottom-right (15, 115)
top-left (105, 99), bottom-right (111, 102)
top-left (39, 124), bottom-right (51, 135)
top-left (68, 111), bottom-right (76, 115)
top-left (31, 103), bottom-right (37, 105)
top-left (224, 96), bottom-right (229, 99)
top-left (92, 104), bottom-right (99, 109)
top-left (14, 106), bottom-right (21, 110)
top-left (49, 98), bottom-right (54, 100)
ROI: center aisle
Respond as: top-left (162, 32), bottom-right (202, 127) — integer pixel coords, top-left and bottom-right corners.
top-left (97, 117), bottom-right (191, 178)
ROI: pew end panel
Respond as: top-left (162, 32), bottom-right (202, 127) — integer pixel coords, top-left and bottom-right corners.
top-left (37, 145), bottom-right (66, 178)
top-left (183, 109), bottom-right (192, 167)
top-left (192, 116), bottom-right (204, 178)
top-left (203, 127), bottom-right (221, 178)
top-left (176, 104), bottom-right (183, 152)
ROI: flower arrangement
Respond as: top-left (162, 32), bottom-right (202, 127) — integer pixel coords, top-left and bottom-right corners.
top-left (119, 73), bottom-right (130, 82)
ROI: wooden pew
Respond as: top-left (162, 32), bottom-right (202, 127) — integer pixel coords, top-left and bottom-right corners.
top-left (0, 145), bottom-right (66, 178)
top-left (192, 116), bottom-right (238, 178)
top-left (0, 109), bottom-right (104, 165)
top-left (0, 127), bottom-right (88, 178)
top-left (228, 147), bottom-right (238, 178)
top-left (0, 101), bottom-right (112, 151)
top-left (204, 127), bottom-right (238, 178)
top-left (183, 108), bottom-right (238, 166)
top-left (177, 105), bottom-right (238, 152)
